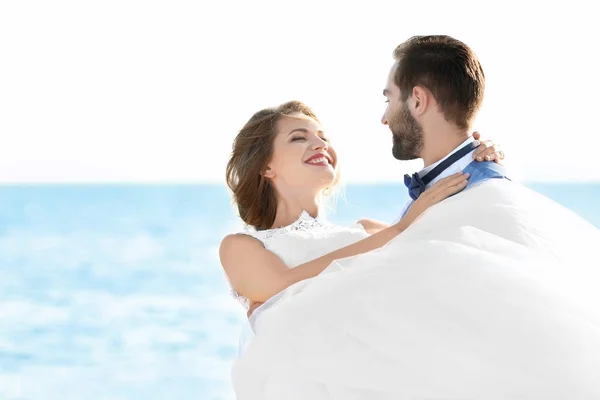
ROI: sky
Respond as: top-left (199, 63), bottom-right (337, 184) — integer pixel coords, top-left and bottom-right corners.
top-left (1, 0), bottom-right (599, 184)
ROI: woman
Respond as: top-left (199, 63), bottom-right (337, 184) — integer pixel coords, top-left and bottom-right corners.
top-left (220, 100), bottom-right (503, 316)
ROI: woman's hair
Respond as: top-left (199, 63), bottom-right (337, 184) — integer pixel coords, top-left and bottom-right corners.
top-left (226, 100), bottom-right (340, 230)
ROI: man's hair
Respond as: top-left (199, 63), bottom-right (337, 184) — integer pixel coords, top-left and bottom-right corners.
top-left (393, 35), bottom-right (485, 130)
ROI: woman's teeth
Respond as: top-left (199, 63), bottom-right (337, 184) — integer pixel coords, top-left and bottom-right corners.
top-left (306, 157), bottom-right (328, 165)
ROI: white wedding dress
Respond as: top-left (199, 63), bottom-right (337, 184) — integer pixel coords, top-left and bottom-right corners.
top-left (232, 180), bottom-right (600, 399)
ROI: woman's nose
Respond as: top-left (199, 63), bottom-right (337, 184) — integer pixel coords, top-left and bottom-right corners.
top-left (311, 137), bottom-right (328, 150)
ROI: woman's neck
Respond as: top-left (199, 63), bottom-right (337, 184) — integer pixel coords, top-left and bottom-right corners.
top-left (271, 193), bottom-right (322, 229)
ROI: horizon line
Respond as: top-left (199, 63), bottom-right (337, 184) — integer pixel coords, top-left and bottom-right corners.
top-left (1, 179), bottom-right (599, 186)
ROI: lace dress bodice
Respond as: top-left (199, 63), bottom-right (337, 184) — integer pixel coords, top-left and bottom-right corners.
top-left (232, 211), bottom-right (370, 309)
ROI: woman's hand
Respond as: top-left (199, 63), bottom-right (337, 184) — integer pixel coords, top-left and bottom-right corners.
top-left (472, 131), bottom-right (505, 164)
top-left (401, 172), bottom-right (469, 227)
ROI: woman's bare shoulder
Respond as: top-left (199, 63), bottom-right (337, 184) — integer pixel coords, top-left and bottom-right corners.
top-left (220, 233), bottom-right (263, 254)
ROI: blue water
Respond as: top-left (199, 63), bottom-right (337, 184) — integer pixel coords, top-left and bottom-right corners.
top-left (1, 183), bottom-right (599, 399)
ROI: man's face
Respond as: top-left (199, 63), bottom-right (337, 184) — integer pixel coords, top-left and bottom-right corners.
top-left (381, 63), bottom-right (424, 160)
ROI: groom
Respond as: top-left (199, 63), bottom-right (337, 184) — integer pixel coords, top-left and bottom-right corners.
top-left (376, 36), bottom-right (600, 394)
top-left (380, 35), bottom-right (508, 216)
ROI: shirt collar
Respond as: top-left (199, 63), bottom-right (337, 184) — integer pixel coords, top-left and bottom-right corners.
top-left (418, 136), bottom-right (476, 177)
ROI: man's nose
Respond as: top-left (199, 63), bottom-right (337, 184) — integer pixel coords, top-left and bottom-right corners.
top-left (381, 112), bottom-right (388, 125)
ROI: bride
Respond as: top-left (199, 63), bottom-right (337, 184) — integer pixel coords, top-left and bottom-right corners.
top-left (220, 100), bottom-right (600, 399)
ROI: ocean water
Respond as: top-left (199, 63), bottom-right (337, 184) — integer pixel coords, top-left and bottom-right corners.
top-left (0, 183), bottom-right (599, 400)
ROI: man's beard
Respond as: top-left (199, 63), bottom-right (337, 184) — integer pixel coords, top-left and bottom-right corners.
top-left (390, 101), bottom-right (424, 160)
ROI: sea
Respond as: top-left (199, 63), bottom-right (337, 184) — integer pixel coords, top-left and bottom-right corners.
top-left (0, 183), bottom-right (599, 400)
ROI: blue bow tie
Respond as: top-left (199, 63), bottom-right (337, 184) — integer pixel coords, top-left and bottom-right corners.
top-left (404, 141), bottom-right (479, 201)
top-left (404, 173), bottom-right (427, 201)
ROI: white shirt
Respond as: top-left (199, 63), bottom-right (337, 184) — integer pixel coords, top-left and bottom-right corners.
top-left (397, 136), bottom-right (477, 219)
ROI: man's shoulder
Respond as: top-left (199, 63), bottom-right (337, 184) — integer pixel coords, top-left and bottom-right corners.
top-left (463, 161), bottom-right (509, 184)
top-left (463, 160), bottom-right (506, 173)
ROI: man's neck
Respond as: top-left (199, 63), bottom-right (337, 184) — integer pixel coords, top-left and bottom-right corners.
top-left (421, 129), bottom-right (470, 168)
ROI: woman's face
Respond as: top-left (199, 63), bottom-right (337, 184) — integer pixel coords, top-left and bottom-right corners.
top-left (265, 113), bottom-right (338, 193)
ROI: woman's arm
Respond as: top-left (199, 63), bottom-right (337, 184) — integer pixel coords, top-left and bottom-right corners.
top-left (357, 218), bottom-right (389, 234)
top-left (220, 172), bottom-right (469, 304)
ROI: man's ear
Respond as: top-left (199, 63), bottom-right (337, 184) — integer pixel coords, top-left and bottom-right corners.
top-left (411, 86), bottom-right (429, 116)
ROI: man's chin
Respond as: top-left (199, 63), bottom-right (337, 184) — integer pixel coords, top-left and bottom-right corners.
top-left (392, 148), bottom-right (416, 161)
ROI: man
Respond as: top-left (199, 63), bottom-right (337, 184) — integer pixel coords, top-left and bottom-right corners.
top-left (381, 35), bottom-right (507, 217)
top-left (377, 35), bottom-right (600, 396)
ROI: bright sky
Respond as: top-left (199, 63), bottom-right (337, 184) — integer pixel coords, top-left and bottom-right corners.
top-left (1, 1), bottom-right (598, 183)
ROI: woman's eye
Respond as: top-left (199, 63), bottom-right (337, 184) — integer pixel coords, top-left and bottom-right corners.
top-left (320, 137), bottom-right (329, 142)
top-left (291, 137), bottom-right (305, 142)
